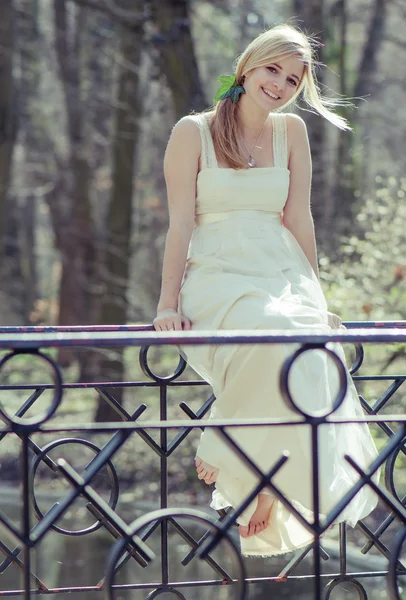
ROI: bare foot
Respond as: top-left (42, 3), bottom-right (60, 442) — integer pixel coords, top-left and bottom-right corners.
top-left (239, 494), bottom-right (275, 538)
top-left (195, 457), bottom-right (218, 485)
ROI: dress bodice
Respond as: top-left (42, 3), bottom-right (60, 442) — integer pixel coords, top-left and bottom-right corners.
top-left (191, 112), bottom-right (290, 216)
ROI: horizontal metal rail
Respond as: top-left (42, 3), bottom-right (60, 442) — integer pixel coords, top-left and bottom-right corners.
top-left (0, 322), bottom-right (404, 600)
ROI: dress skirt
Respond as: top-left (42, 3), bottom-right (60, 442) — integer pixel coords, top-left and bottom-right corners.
top-left (178, 211), bottom-right (379, 556)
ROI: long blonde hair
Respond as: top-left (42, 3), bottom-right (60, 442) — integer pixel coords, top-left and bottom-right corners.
top-left (210, 24), bottom-right (351, 170)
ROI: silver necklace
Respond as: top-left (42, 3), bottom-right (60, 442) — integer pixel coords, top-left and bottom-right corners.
top-left (240, 116), bottom-right (269, 168)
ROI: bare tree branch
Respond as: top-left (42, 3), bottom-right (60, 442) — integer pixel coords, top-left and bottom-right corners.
top-left (385, 35), bottom-right (406, 52)
top-left (102, 0), bottom-right (146, 19)
top-left (65, 0), bottom-right (147, 23)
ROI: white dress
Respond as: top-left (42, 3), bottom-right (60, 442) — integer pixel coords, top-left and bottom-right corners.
top-left (178, 111), bottom-right (379, 556)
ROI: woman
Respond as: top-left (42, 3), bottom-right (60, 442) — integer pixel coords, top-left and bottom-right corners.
top-left (153, 24), bottom-right (378, 556)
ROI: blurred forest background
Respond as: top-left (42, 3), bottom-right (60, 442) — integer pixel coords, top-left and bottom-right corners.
top-left (0, 4), bottom-right (404, 586)
top-left (0, 0), bottom-right (405, 378)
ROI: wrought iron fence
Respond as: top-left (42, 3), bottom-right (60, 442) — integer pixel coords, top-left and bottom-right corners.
top-left (0, 323), bottom-right (405, 600)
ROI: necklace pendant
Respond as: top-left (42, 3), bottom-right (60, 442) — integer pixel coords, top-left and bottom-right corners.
top-left (248, 155), bottom-right (256, 168)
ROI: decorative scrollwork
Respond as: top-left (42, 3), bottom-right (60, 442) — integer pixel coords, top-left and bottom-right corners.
top-left (385, 437), bottom-right (406, 504)
top-left (31, 438), bottom-right (119, 536)
top-left (279, 344), bottom-right (347, 417)
top-left (348, 343), bottom-right (365, 375)
top-left (104, 509), bottom-right (247, 600)
top-left (0, 350), bottom-right (63, 428)
top-left (145, 587), bottom-right (187, 600)
top-left (325, 577), bottom-right (368, 600)
top-left (140, 345), bottom-right (187, 382)
top-left (388, 525), bottom-right (406, 600)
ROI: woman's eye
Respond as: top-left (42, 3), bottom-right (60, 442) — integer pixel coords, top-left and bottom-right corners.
top-left (268, 66), bottom-right (297, 86)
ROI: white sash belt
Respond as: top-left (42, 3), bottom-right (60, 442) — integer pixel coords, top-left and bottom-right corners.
top-left (196, 209), bottom-right (281, 226)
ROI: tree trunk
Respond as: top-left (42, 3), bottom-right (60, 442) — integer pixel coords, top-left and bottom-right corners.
top-left (18, 0), bottom-right (42, 321)
top-left (332, 0), bottom-right (388, 239)
top-left (149, 0), bottom-right (206, 119)
top-left (2, 198), bottom-right (25, 324)
top-left (352, 0), bottom-right (387, 102)
top-left (0, 0), bottom-right (15, 260)
top-left (94, 11), bottom-right (144, 422)
top-left (0, 0), bottom-right (20, 323)
top-left (292, 0), bottom-right (327, 243)
top-left (53, 0), bottom-right (98, 366)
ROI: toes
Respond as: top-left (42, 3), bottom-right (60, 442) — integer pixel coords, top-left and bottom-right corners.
top-left (239, 525), bottom-right (249, 538)
top-left (206, 469), bottom-right (218, 484)
top-left (204, 471), bottom-right (217, 485)
top-left (198, 469), bottom-right (215, 484)
top-left (197, 469), bottom-right (207, 480)
top-left (241, 520), bottom-right (268, 538)
top-left (195, 459), bottom-right (218, 485)
top-left (258, 521), bottom-right (266, 534)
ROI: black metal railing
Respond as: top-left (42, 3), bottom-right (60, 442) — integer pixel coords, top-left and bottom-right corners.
top-left (0, 322), bottom-right (405, 600)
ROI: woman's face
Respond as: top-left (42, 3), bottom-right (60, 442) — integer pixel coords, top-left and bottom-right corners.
top-left (242, 55), bottom-right (305, 112)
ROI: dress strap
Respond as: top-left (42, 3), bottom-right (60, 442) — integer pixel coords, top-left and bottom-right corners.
top-left (192, 113), bottom-right (218, 169)
top-left (272, 113), bottom-right (288, 169)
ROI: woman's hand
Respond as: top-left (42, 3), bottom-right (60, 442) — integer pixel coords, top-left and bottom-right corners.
top-left (153, 308), bottom-right (192, 332)
top-left (327, 311), bottom-right (347, 330)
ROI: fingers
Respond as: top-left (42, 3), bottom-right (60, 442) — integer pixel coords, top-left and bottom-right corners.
top-left (327, 311), bottom-right (344, 330)
top-left (153, 311), bottom-right (192, 332)
top-left (153, 315), bottom-right (181, 331)
top-left (154, 323), bottom-right (176, 332)
top-left (181, 317), bottom-right (192, 330)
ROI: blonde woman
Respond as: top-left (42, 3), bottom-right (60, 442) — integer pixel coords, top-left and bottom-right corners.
top-left (154, 24), bottom-right (378, 556)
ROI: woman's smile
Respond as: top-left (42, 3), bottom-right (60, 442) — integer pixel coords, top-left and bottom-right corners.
top-left (262, 86), bottom-right (280, 100)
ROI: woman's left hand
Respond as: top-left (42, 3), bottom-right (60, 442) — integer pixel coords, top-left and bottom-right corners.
top-left (327, 311), bottom-right (346, 330)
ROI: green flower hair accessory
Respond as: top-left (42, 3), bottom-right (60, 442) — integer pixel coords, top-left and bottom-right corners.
top-left (213, 74), bottom-right (246, 104)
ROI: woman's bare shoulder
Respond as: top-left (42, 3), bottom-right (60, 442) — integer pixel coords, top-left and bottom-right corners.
top-left (166, 111), bottom-right (214, 164)
top-left (171, 111), bottom-right (212, 135)
top-left (164, 114), bottom-right (210, 181)
top-left (285, 113), bottom-right (310, 157)
top-left (170, 115), bottom-right (200, 140)
top-left (165, 115), bottom-right (202, 163)
top-left (285, 113), bottom-right (308, 137)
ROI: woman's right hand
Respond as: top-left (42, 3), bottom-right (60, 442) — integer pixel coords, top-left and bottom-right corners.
top-left (153, 308), bottom-right (191, 332)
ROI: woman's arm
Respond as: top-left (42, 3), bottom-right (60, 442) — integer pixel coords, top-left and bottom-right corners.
top-left (154, 117), bottom-right (201, 331)
top-left (283, 114), bottom-right (319, 280)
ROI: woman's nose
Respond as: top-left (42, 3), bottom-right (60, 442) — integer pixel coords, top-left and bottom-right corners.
top-left (274, 78), bottom-right (285, 92)
top-left (271, 77), bottom-right (282, 92)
